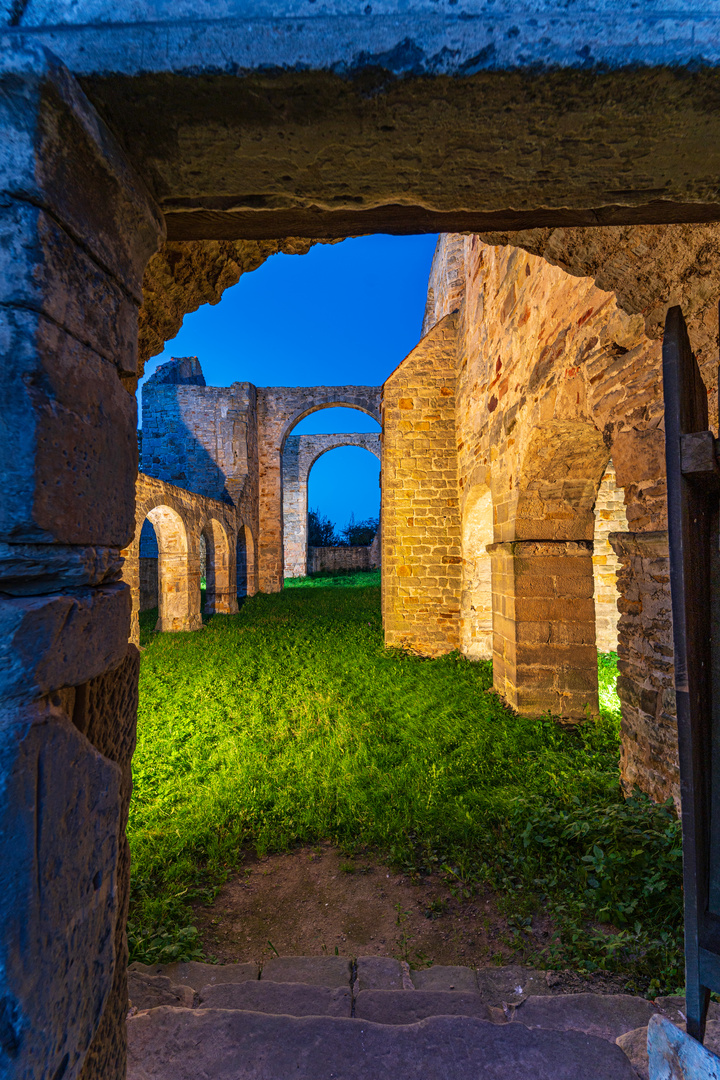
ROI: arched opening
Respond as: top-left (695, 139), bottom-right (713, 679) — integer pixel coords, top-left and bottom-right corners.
top-left (492, 421), bottom-right (610, 718)
top-left (139, 517), bottom-right (159, 614)
top-left (460, 483), bottom-right (494, 660)
top-left (201, 518), bottom-right (233, 615)
top-left (281, 407), bottom-right (381, 580)
top-left (237, 528), bottom-right (247, 599)
top-left (145, 504), bottom-right (193, 633)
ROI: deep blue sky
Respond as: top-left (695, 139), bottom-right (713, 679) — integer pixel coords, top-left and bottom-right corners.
top-left (139, 233), bottom-right (438, 527)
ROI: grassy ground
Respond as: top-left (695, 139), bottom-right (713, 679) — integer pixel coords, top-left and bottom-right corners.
top-left (130, 573), bottom-right (682, 993)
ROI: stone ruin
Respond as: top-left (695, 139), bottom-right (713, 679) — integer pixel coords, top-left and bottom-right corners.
top-left (3, 4), bottom-right (720, 1076)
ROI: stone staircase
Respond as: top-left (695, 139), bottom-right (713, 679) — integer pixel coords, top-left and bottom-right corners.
top-left (126, 956), bottom-right (719, 1079)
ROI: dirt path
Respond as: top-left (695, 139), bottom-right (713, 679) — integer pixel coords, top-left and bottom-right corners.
top-left (193, 843), bottom-right (513, 968)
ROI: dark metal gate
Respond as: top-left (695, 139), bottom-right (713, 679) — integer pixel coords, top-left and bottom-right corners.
top-left (663, 305), bottom-right (720, 1041)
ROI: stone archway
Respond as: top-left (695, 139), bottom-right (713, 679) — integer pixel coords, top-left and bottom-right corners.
top-left (257, 387), bottom-right (382, 592)
top-left (460, 484), bottom-right (494, 661)
top-left (200, 517), bottom-right (235, 615)
top-left (282, 432), bottom-right (381, 578)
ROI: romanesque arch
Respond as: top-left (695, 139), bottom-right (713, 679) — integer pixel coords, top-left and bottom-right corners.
top-left (282, 432), bottom-right (381, 578)
top-left (460, 483), bottom-right (494, 661)
top-left (257, 387), bottom-right (382, 592)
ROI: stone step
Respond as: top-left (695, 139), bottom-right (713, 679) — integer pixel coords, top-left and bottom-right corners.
top-left (127, 1008), bottom-right (638, 1080)
top-left (130, 959), bottom-right (259, 988)
top-left (510, 992), bottom-right (658, 1044)
top-left (260, 954), bottom-right (352, 987)
top-left (198, 981), bottom-right (352, 1017)
top-left (355, 989), bottom-right (493, 1025)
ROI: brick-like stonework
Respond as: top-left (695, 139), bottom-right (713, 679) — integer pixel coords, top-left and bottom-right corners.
top-left (283, 432), bottom-right (381, 578)
top-left (381, 314), bottom-right (461, 656)
top-left (307, 545), bottom-right (379, 575)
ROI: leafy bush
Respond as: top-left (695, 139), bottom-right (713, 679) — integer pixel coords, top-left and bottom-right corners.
top-left (129, 585), bottom-right (682, 990)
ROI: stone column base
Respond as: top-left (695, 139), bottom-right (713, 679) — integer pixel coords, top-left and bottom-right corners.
top-left (488, 539), bottom-right (599, 719)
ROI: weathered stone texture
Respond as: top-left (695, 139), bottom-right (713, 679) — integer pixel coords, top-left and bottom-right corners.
top-left (0, 49), bottom-right (161, 1079)
top-left (381, 314), bottom-right (461, 657)
top-left (74, 646), bottom-right (140, 1080)
top-left (308, 544), bottom-right (379, 575)
top-left (593, 464), bottom-right (628, 653)
top-left (610, 531), bottom-right (677, 804)
top-left (283, 432), bottom-right (380, 578)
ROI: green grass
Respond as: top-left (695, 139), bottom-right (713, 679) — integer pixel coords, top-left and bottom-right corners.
top-left (129, 583), bottom-right (682, 993)
top-left (284, 568), bottom-right (381, 589)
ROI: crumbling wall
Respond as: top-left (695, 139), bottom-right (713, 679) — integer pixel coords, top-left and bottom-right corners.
top-left (381, 314), bottom-right (461, 656)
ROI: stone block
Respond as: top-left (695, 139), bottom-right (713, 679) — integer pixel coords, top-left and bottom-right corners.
top-left (475, 966), bottom-right (555, 1006)
top-left (0, 583), bottom-right (130, 701)
top-left (513, 994), bottom-right (657, 1043)
top-left (0, 309), bottom-right (137, 545)
top-left (128, 972), bottom-right (194, 1011)
top-left (199, 982), bottom-right (352, 1017)
top-left (411, 965), bottom-right (478, 991)
top-left (0, 200), bottom-right (138, 370)
top-left (126, 1008), bottom-right (639, 1079)
top-left (354, 957), bottom-right (407, 992)
top-left (0, 702), bottom-right (121, 1080)
top-left (261, 956), bottom-right (352, 988)
top-left (619, 1020), bottom-right (720, 1080)
top-left (355, 990), bottom-right (491, 1025)
top-left (0, 41), bottom-right (163, 301)
top-left (130, 960), bottom-right (258, 989)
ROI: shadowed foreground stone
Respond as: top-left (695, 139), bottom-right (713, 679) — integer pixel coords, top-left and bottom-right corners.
top-left (260, 955), bottom-right (351, 987)
top-left (129, 960), bottom-right (258, 988)
top-left (411, 964), bottom-right (478, 992)
top-left (199, 981), bottom-right (351, 1016)
top-left (355, 990), bottom-right (491, 1025)
top-left (126, 1008), bottom-right (638, 1080)
top-left (513, 993), bottom-right (658, 1043)
top-left (128, 973), bottom-right (193, 1011)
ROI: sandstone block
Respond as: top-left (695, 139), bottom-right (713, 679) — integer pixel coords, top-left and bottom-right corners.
top-left (0, 702), bottom-right (121, 1080)
top-left (0, 41), bottom-right (163, 301)
top-left (128, 972), bottom-right (194, 1011)
top-left (411, 965), bottom-right (478, 991)
top-left (355, 989), bottom-right (491, 1024)
top-left (130, 960), bottom-right (259, 989)
top-left (0, 583), bottom-right (130, 701)
top-left (0, 309), bottom-right (137, 545)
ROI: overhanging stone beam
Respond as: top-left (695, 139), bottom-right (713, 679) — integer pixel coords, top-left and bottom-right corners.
top-left (4, 10), bottom-right (720, 235)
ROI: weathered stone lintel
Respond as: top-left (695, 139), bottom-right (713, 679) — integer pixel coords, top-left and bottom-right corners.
top-left (609, 529), bottom-right (669, 560)
top-left (487, 539), bottom-right (594, 557)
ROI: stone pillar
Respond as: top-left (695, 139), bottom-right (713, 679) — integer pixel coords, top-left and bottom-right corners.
top-left (282, 437), bottom-right (307, 578)
top-left (488, 540), bottom-right (599, 719)
top-left (381, 314), bottom-right (461, 656)
top-left (0, 44), bottom-right (163, 1080)
top-left (609, 531), bottom-right (678, 804)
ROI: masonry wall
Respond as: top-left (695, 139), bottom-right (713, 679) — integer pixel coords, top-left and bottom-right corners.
top-left (308, 545), bottom-right (379, 574)
top-left (381, 314), bottom-right (461, 656)
top-left (425, 235), bottom-right (674, 798)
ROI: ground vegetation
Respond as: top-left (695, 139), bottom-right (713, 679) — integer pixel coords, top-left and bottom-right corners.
top-left (130, 574), bottom-right (682, 994)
